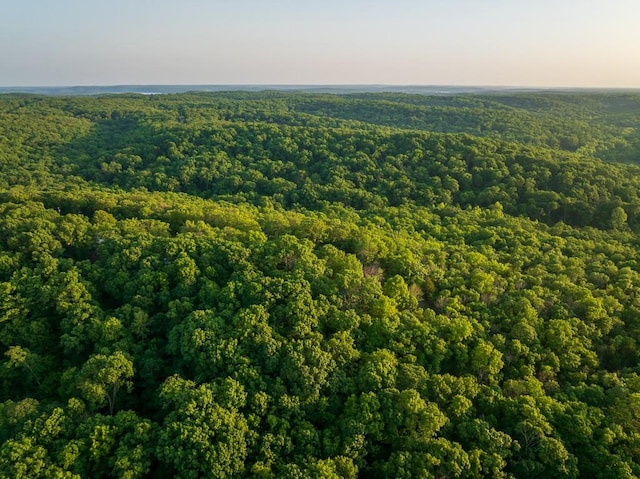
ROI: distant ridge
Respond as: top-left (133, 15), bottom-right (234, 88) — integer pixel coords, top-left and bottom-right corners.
top-left (2, 84), bottom-right (636, 96)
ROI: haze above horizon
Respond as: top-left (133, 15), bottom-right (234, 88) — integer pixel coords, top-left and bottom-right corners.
top-left (1, 0), bottom-right (639, 88)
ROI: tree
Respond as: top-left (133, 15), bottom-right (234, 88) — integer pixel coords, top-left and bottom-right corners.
top-left (76, 351), bottom-right (134, 415)
top-left (610, 206), bottom-right (628, 230)
top-left (156, 376), bottom-right (250, 479)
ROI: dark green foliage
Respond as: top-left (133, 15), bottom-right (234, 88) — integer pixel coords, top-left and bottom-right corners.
top-left (2, 91), bottom-right (640, 477)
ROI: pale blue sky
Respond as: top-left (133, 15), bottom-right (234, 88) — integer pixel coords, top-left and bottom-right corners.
top-left (1, 0), bottom-right (638, 87)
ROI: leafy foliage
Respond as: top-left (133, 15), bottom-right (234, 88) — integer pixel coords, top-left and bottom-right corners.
top-left (1, 91), bottom-right (640, 477)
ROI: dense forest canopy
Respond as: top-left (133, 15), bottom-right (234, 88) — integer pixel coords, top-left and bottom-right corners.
top-left (1, 91), bottom-right (640, 478)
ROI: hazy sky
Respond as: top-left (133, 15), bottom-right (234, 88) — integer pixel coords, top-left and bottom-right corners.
top-left (1, 0), bottom-right (639, 87)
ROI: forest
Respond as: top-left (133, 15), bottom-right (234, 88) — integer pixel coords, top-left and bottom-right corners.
top-left (1, 90), bottom-right (640, 478)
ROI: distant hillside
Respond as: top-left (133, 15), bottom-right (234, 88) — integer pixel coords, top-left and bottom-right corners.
top-left (3, 84), bottom-right (635, 96)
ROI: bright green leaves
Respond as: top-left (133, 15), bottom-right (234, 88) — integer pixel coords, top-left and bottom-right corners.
top-left (157, 376), bottom-right (249, 479)
top-left (359, 349), bottom-right (398, 391)
top-left (470, 342), bottom-right (504, 385)
top-left (70, 410), bottom-right (155, 479)
top-left (56, 268), bottom-right (101, 355)
top-left (4, 346), bottom-right (42, 387)
top-left (76, 352), bottom-right (134, 415)
top-left (0, 436), bottom-right (80, 479)
top-left (0, 400), bottom-right (154, 479)
top-left (610, 206), bottom-right (628, 230)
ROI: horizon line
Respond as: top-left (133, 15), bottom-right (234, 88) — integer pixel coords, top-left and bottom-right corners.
top-left (2, 83), bottom-right (640, 89)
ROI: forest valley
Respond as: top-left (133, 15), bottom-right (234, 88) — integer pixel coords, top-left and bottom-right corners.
top-left (2, 91), bottom-right (640, 478)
